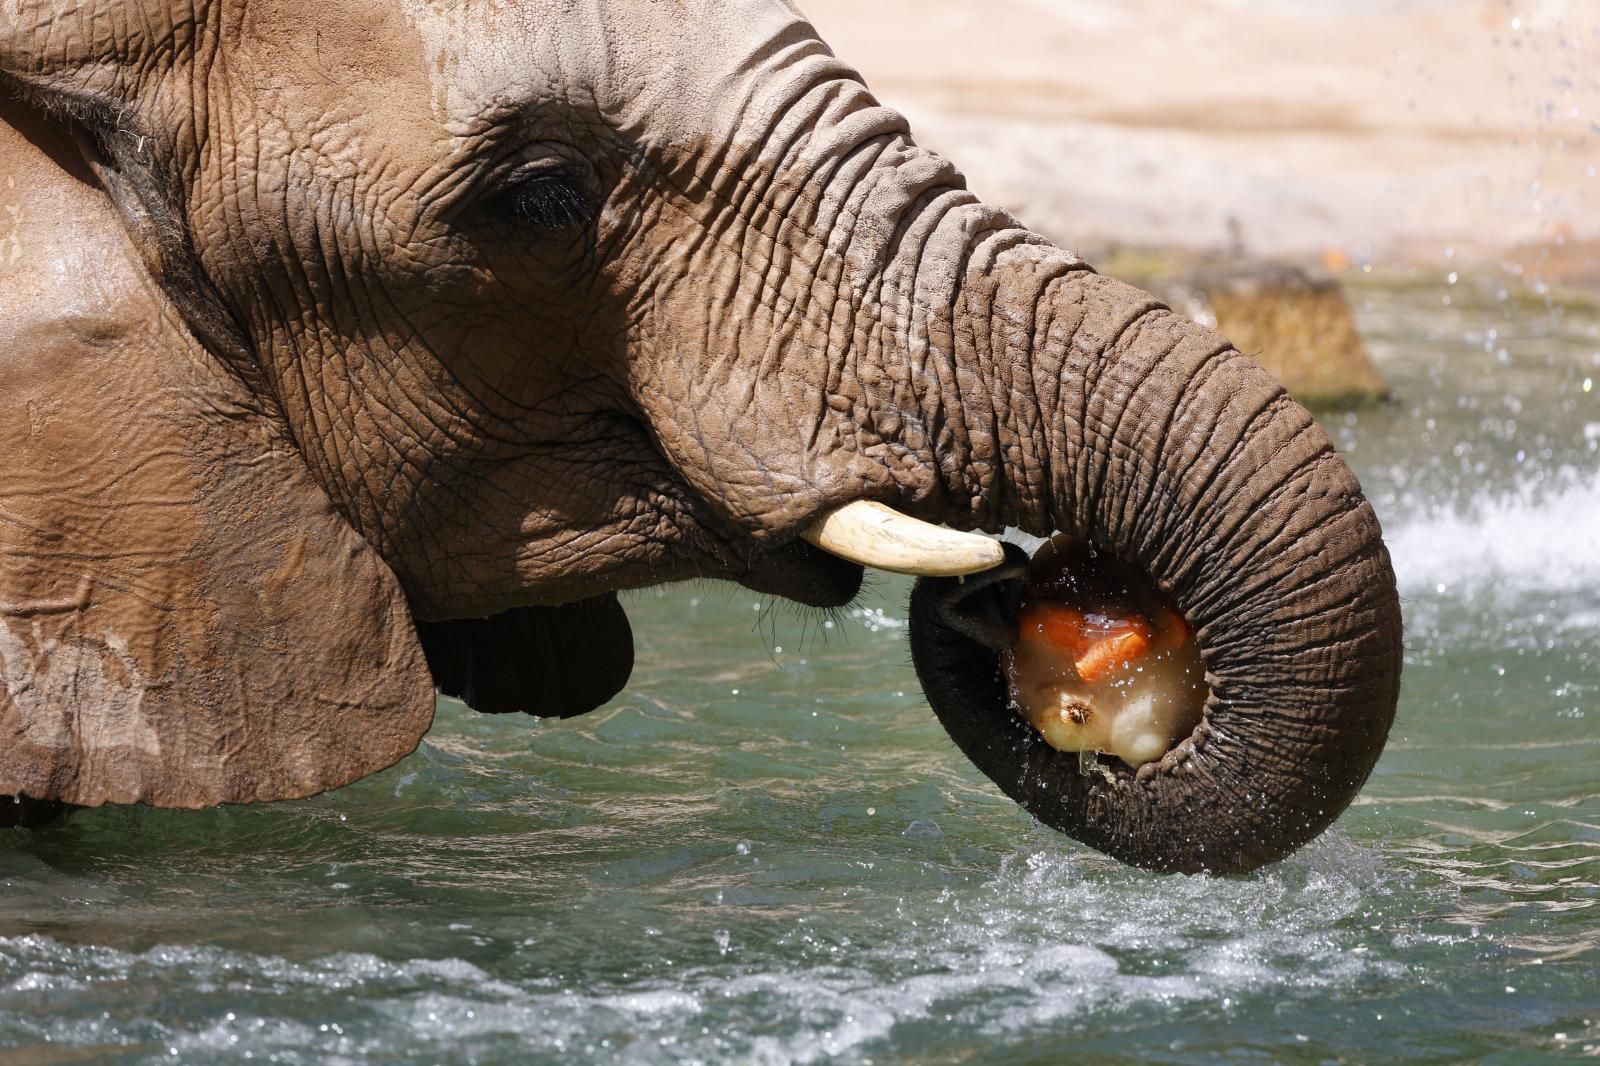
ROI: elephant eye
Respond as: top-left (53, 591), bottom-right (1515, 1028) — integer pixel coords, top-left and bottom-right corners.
top-left (503, 170), bottom-right (593, 231)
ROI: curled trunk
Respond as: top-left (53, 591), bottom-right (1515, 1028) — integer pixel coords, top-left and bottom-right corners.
top-left (627, 67), bottom-right (1404, 873)
top-left (904, 253), bottom-right (1403, 874)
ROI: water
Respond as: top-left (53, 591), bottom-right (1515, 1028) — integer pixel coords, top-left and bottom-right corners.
top-left (2, 277), bottom-right (1598, 1063)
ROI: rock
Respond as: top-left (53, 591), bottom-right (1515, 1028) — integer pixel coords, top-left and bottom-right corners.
top-left (1183, 263), bottom-right (1388, 409)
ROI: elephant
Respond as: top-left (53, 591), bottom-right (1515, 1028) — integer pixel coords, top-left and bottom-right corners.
top-left (0, 0), bottom-right (1402, 873)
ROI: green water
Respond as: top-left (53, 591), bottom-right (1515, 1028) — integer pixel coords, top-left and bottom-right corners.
top-left (2, 278), bottom-right (1597, 1063)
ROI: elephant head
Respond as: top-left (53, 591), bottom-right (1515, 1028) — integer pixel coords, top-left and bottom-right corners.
top-left (0, 0), bottom-right (1401, 870)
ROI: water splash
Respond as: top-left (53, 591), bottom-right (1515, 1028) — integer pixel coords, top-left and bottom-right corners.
top-left (0, 833), bottom-right (1410, 1065)
top-left (1385, 471), bottom-right (1600, 595)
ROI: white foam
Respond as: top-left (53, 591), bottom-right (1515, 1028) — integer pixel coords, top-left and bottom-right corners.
top-left (1384, 472), bottom-right (1600, 595)
top-left (0, 834), bottom-right (1405, 1064)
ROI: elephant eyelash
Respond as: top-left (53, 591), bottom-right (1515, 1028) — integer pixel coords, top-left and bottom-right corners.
top-left (504, 171), bottom-right (593, 231)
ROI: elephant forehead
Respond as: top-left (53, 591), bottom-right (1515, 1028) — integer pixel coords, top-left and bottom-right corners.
top-left (387, 0), bottom-right (819, 144)
top-left (223, 0), bottom-right (441, 132)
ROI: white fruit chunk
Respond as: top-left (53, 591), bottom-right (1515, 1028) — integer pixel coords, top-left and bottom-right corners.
top-left (1003, 599), bottom-right (1206, 769)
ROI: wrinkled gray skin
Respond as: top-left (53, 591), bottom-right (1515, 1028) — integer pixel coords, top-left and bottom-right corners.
top-left (0, 0), bottom-right (1401, 871)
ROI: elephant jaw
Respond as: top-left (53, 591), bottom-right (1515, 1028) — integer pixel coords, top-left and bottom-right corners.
top-left (732, 537), bottom-right (866, 609)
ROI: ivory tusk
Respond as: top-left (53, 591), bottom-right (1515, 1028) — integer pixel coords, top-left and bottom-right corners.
top-left (800, 501), bottom-right (1006, 577)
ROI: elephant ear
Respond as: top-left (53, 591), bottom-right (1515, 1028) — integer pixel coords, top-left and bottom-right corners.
top-left (0, 101), bottom-right (434, 809)
top-left (417, 596), bottom-right (635, 718)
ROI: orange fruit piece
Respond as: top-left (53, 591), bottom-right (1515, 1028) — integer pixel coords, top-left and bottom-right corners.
top-left (1021, 602), bottom-right (1090, 659)
top-left (1073, 625), bottom-right (1151, 684)
top-left (1018, 602), bottom-right (1154, 683)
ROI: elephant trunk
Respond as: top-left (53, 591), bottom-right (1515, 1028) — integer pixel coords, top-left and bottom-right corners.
top-left (624, 67), bottom-right (1401, 870)
top-left (901, 243), bottom-right (1403, 874)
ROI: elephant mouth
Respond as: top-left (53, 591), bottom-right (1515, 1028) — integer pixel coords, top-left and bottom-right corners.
top-left (906, 520), bottom-right (1399, 875)
top-left (734, 536), bottom-right (865, 609)
top-left (907, 538), bottom-right (1233, 873)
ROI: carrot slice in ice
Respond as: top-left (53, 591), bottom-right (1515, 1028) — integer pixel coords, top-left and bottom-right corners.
top-left (1072, 625), bottom-right (1152, 683)
top-left (1018, 602), bottom-right (1154, 683)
